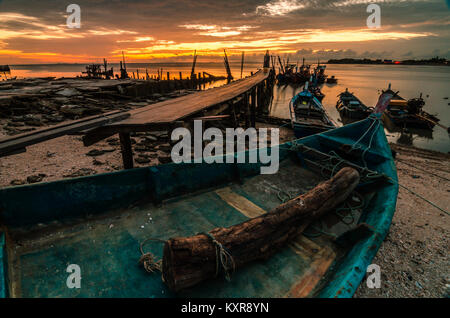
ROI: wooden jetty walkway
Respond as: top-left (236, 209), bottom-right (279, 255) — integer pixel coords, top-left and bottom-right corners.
top-left (0, 69), bottom-right (275, 170)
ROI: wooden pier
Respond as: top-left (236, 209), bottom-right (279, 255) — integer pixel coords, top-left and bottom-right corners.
top-left (0, 69), bottom-right (275, 170)
top-left (84, 69), bottom-right (275, 169)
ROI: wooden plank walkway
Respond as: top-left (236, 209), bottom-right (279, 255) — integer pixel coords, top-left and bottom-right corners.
top-left (0, 70), bottom-right (271, 158)
top-left (116, 69), bottom-right (270, 125)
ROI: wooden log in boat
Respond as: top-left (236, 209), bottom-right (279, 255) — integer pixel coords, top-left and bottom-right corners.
top-left (161, 167), bottom-right (360, 292)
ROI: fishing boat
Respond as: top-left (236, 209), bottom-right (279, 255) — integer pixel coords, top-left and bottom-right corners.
top-left (290, 83), bottom-right (335, 138)
top-left (276, 66), bottom-right (309, 85)
top-left (309, 85), bottom-right (325, 102)
top-left (315, 64), bottom-right (327, 84)
top-left (382, 84), bottom-right (440, 129)
top-left (336, 88), bottom-right (373, 120)
top-left (0, 112), bottom-right (397, 298)
top-left (326, 75), bottom-right (338, 84)
top-left (308, 73), bottom-right (325, 102)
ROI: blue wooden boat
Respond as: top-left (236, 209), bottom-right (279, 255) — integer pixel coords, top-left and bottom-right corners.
top-left (290, 83), bottom-right (336, 138)
top-left (336, 88), bottom-right (373, 120)
top-left (0, 114), bottom-right (398, 298)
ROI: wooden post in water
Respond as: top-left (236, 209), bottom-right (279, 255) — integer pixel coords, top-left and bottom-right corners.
top-left (244, 92), bottom-right (250, 129)
top-left (240, 51), bottom-right (245, 79)
top-left (192, 73), bottom-right (197, 89)
top-left (250, 88), bottom-right (256, 128)
top-left (179, 72), bottom-right (182, 80)
top-left (167, 72), bottom-right (170, 81)
top-left (191, 50), bottom-right (197, 80)
top-left (223, 49), bottom-right (233, 82)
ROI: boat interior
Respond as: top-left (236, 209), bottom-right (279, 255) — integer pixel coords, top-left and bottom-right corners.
top-left (0, 118), bottom-right (397, 298)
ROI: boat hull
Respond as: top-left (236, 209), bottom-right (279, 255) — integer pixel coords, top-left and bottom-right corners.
top-left (383, 111), bottom-right (436, 129)
top-left (337, 105), bottom-right (372, 120)
top-left (0, 116), bottom-right (398, 298)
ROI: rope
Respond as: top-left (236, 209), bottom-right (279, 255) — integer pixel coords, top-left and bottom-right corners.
top-left (348, 117), bottom-right (380, 168)
top-left (303, 220), bottom-right (338, 239)
top-left (139, 238), bottom-right (166, 273)
top-left (138, 233), bottom-right (237, 281)
top-left (396, 158), bottom-right (450, 182)
top-left (201, 232), bottom-right (236, 281)
top-left (389, 178), bottom-right (449, 216)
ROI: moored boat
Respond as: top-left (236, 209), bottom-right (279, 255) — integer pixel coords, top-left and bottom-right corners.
top-left (0, 112), bottom-right (398, 298)
top-left (308, 73), bottom-right (325, 102)
top-left (290, 83), bottom-right (335, 138)
top-left (315, 64), bottom-right (327, 84)
top-left (336, 88), bottom-right (373, 120)
top-left (381, 84), bottom-right (440, 129)
top-left (326, 75), bottom-right (338, 84)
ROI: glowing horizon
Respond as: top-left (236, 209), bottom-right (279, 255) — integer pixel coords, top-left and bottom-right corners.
top-left (0, 0), bottom-right (448, 64)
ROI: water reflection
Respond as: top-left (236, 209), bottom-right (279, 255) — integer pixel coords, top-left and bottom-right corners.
top-left (5, 63), bottom-right (449, 153)
top-left (270, 64), bottom-right (450, 153)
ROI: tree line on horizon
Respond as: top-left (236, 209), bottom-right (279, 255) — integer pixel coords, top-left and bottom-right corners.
top-left (327, 57), bottom-right (448, 65)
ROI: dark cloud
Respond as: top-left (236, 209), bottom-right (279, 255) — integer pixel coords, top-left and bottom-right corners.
top-left (0, 0), bottom-right (448, 63)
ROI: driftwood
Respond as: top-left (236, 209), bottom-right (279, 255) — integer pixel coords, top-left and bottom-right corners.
top-left (162, 167), bottom-right (360, 292)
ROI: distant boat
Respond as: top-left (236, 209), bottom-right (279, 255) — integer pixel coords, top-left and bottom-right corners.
top-left (336, 88), bottom-right (373, 120)
top-left (309, 85), bottom-right (325, 102)
top-left (0, 65), bottom-right (11, 80)
top-left (326, 75), bottom-right (338, 84)
top-left (308, 74), bottom-right (325, 102)
top-left (315, 64), bottom-right (327, 84)
top-left (276, 66), bottom-right (309, 85)
top-left (290, 82), bottom-right (335, 138)
top-left (381, 84), bottom-right (440, 129)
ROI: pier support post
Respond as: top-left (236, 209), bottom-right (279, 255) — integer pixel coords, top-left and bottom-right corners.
top-left (250, 88), bottom-right (256, 128)
top-left (244, 93), bottom-right (250, 129)
top-left (119, 132), bottom-right (134, 169)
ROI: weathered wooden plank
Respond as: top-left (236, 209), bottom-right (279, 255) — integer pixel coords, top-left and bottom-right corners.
top-left (0, 111), bottom-right (130, 157)
top-left (122, 70), bottom-right (270, 125)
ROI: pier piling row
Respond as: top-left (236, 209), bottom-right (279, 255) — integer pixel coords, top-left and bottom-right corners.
top-left (84, 69), bottom-right (275, 169)
top-left (0, 70), bottom-right (275, 171)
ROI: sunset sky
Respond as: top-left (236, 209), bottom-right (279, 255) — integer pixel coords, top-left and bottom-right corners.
top-left (0, 0), bottom-right (449, 64)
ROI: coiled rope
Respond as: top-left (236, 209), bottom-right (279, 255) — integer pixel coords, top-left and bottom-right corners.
top-left (139, 238), bottom-right (165, 273)
top-left (139, 233), bottom-right (236, 281)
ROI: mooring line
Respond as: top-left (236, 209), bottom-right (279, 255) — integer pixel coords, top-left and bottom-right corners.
top-left (396, 158), bottom-right (450, 182)
top-left (394, 181), bottom-right (449, 216)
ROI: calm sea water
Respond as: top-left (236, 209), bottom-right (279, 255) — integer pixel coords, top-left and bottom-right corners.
top-left (5, 63), bottom-right (450, 153)
top-left (271, 64), bottom-right (450, 153)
